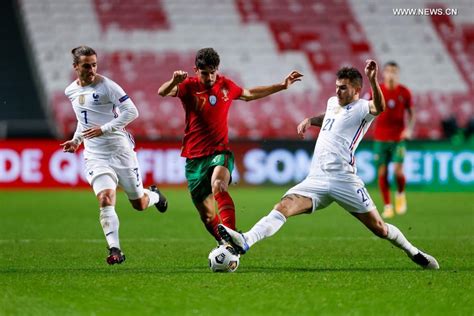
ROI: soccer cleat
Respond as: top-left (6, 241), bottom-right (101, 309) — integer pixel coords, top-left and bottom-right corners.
top-left (218, 224), bottom-right (249, 255)
top-left (150, 185), bottom-right (168, 213)
top-left (410, 251), bottom-right (439, 270)
top-left (106, 247), bottom-right (126, 265)
top-left (395, 192), bottom-right (407, 215)
top-left (381, 204), bottom-right (394, 219)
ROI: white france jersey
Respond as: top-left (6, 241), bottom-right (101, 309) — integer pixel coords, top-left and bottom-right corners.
top-left (65, 75), bottom-right (138, 159)
top-left (308, 96), bottom-right (375, 178)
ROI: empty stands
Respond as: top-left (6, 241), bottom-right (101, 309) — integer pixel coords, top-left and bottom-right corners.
top-left (18, 0), bottom-right (473, 140)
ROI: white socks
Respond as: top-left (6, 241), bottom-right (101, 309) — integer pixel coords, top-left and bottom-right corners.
top-left (385, 223), bottom-right (418, 257)
top-left (240, 210), bottom-right (419, 258)
top-left (100, 206), bottom-right (120, 249)
top-left (243, 210), bottom-right (287, 247)
top-left (144, 189), bottom-right (160, 207)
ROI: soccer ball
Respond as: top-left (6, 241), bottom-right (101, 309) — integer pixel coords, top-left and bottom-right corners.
top-left (208, 244), bottom-right (240, 272)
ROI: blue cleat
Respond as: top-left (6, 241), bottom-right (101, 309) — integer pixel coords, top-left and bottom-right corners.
top-left (218, 224), bottom-right (249, 255)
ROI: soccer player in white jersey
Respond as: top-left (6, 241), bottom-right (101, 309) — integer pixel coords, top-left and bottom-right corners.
top-left (60, 46), bottom-right (168, 265)
top-left (219, 60), bottom-right (439, 270)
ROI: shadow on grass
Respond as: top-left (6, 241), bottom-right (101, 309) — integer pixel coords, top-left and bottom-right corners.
top-left (0, 266), bottom-right (470, 274)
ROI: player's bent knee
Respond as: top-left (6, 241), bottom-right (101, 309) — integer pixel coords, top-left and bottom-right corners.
top-left (212, 179), bottom-right (227, 194)
top-left (275, 199), bottom-right (297, 217)
top-left (378, 166), bottom-right (388, 178)
top-left (394, 167), bottom-right (404, 177)
top-left (97, 191), bottom-right (114, 207)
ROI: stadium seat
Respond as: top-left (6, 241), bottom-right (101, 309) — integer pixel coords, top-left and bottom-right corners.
top-left (17, 0), bottom-right (473, 140)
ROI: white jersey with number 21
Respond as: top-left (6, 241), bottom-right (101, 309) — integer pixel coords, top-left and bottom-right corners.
top-left (309, 96), bottom-right (375, 179)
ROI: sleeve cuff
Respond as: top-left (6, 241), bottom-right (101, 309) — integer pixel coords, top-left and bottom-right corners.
top-left (101, 124), bottom-right (112, 134)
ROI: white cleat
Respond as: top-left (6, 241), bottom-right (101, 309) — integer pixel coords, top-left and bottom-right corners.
top-left (218, 224), bottom-right (249, 255)
top-left (410, 251), bottom-right (440, 270)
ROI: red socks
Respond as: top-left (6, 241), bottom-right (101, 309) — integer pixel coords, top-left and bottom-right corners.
top-left (202, 191), bottom-right (236, 241)
top-left (396, 174), bottom-right (406, 193)
top-left (378, 173), bottom-right (391, 205)
top-left (204, 215), bottom-right (221, 241)
top-left (214, 191), bottom-right (236, 230)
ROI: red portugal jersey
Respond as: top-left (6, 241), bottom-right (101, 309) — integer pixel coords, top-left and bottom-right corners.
top-left (373, 83), bottom-right (413, 141)
top-left (177, 75), bottom-right (243, 158)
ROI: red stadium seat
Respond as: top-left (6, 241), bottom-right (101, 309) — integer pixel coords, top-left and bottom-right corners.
top-left (38, 0), bottom-right (472, 140)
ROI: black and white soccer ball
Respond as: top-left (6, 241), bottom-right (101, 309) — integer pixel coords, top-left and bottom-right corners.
top-left (208, 244), bottom-right (240, 272)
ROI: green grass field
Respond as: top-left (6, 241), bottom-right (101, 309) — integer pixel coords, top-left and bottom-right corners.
top-left (0, 187), bottom-right (472, 315)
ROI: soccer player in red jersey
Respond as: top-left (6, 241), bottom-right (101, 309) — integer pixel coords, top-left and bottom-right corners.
top-left (158, 48), bottom-right (303, 243)
top-left (372, 61), bottom-right (415, 218)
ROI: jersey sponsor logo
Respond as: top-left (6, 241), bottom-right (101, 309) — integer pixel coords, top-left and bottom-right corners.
top-left (119, 95), bottom-right (130, 103)
top-left (209, 95), bottom-right (217, 106)
top-left (79, 95), bottom-right (85, 105)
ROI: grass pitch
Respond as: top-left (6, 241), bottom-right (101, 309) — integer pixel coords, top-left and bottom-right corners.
top-left (0, 187), bottom-right (472, 315)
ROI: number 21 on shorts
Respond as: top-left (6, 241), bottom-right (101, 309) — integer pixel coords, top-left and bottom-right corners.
top-left (356, 188), bottom-right (369, 203)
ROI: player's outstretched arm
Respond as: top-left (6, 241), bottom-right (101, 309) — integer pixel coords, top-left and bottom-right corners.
top-left (158, 71), bottom-right (188, 97)
top-left (297, 113), bottom-right (325, 139)
top-left (365, 60), bottom-right (386, 116)
top-left (239, 71), bottom-right (303, 101)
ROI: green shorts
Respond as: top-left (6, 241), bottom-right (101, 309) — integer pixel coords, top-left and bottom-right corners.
top-left (185, 151), bottom-right (234, 204)
top-left (373, 141), bottom-right (406, 167)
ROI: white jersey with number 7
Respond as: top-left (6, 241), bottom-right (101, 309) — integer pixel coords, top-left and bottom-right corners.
top-left (65, 75), bottom-right (138, 159)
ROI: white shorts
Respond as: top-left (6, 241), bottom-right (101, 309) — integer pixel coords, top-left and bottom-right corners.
top-left (85, 150), bottom-right (144, 200)
top-left (284, 175), bottom-right (376, 213)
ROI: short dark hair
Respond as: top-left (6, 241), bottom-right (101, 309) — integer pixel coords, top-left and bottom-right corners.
top-left (336, 67), bottom-right (363, 88)
top-left (195, 48), bottom-right (220, 70)
top-left (71, 46), bottom-right (97, 64)
top-left (384, 61), bottom-right (399, 68)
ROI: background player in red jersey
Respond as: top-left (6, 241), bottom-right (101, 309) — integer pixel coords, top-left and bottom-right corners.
top-left (158, 47), bottom-right (303, 243)
top-left (373, 61), bottom-right (415, 219)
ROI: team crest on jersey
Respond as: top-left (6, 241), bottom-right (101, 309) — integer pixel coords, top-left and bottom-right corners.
top-left (79, 95), bottom-right (85, 105)
top-left (92, 92), bottom-right (100, 104)
top-left (209, 95), bottom-right (217, 106)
